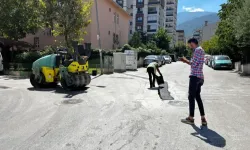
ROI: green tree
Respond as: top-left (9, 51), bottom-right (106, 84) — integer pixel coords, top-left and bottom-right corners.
top-left (0, 0), bottom-right (41, 40)
top-left (216, 0), bottom-right (243, 61)
top-left (174, 42), bottom-right (187, 57)
top-left (233, 0), bottom-right (250, 49)
top-left (129, 32), bottom-right (142, 48)
top-left (153, 28), bottom-right (171, 50)
top-left (49, 0), bottom-right (93, 48)
top-left (201, 36), bottom-right (220, 55)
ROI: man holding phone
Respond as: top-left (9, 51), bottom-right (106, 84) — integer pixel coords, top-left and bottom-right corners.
top-left (180, 38), bottom-right (207, 126)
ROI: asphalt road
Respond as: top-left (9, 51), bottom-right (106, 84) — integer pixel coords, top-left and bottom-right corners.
top-left (0, 62), bottom-right (250, 150)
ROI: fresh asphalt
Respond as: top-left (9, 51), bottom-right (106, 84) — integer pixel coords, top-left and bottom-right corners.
top-left (0, 62), bottom-right (250, 150)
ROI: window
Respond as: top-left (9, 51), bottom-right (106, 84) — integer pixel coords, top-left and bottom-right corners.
top-left (109, 8), bottom-right (111, 12)
top-left (108, 31), bottom-right (110, 35)
top-left (137, 8), bottom-right (143, 12)
top-left (137, 17), bottom-right (143, 21)
top-left (131, 5), bottom-right (133, 8)
top-left (130, 30), bottom-right (132, 34)
top-left (137, 26), bottom-right (142, 30)
top-left (130, 13), bottom-right (133, 16)
top-left (148, 16), bottom-right (157, 21)
top-left (147, 25), bottom-right (157, 30)
top-left (130, 21), bottom-right (133, 25)
top-left (148, 7), bottom-right (157, 12)
top-left (34, 37), bottom-right (39, 48)
top-left (138, 0), bottom-right (143, 3)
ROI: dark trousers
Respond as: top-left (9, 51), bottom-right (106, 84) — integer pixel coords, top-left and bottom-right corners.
top-left (147, 67), bottom-right (156, 88)
top-left (188, 76), bottom-right (205, 117)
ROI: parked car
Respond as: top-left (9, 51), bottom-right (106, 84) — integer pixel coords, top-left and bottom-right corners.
top-left (143, 55), bottom-right (160, 67)
top-left (211, 55), bottom-right (232, 70)
top-left (208, 56), bottom-right (214, 67)
top-left (163, 55), bottom-right (172, 64)
top-left (0, 50), bottom-right (3, 73)
top-left (158, 55), bottom-right (165, 65)
top-left (205, 55), bottom-right (211, 65)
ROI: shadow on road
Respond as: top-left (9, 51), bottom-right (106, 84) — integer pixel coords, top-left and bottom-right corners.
top-left (190, 125), bottom-right (226, 148)
top-left (27, 86), bottom-right (89, 98)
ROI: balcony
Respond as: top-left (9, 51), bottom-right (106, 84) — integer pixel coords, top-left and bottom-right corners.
top-left (148, 20), bottom-right (157, 23)
top-left (148, 11), bottom-right (158, 14)
top-left (148, 0), bottom-right (160, 5)
top-left (137, 11), bottom-right (143, 14)
top-left (147, 29), bottom-right (157, 32)
top-left (166, 13), bottom-right (174, 16)
top-left (166, 2), bottom-right (175, 5)
top-left (166, 19), bottom-right (173, 22)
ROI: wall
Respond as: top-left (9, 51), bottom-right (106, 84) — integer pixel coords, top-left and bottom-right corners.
top-left (242, 64), bottom-right (250, 75)
top-left (202, 23), bottom-right (218, 42)
top-left (86, 0), bottom-right (130, 50)
top-left (20, 0), bottom-right (130, 50)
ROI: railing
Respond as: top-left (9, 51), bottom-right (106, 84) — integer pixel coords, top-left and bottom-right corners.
top-left (148, 11), bottom-right (157, 14)
top-left (147, 20), bottom-right (157, 23)
top-left (147, 29), bottom-right (157, 32)
top-left (148, 0), bottom-right (160, 4)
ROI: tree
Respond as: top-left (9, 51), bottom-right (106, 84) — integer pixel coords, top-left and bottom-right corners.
top-left (129, 32), bottom-right (142, 48)
top-left (233, 0), bottom-right (250, 49)
top-left (216, 0), bottom-right (243, 61)
top-left (0, 0), bottom-right (41, 40)
top-left (201, 36), bottom-right (220, 55)
top-left (153, 28), bottom-right (171, 50)
top-left (49, 0), bottom-right (93, 48)
top-left (174, 42), bottom-right (187, 57)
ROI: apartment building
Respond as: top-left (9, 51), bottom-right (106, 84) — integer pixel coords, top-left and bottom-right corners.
top-left (21, 0), bottom-right (131, 50)
top-left (201, 21), bottom-right (219, 43)
top-left (165, 0), bottom-right (177, 45)
top-left (176, 30), bottom-right (185, 44)
top-left (115, 0), bottom-right (178, 45)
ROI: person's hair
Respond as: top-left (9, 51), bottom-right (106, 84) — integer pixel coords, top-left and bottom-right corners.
top-left (188, 38), bottom-right (199, 45)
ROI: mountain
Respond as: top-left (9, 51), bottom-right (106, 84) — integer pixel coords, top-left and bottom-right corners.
top-left (177, 13), bottom-right (220, 38)
top-left (177, 12), bottom-right (216, 26)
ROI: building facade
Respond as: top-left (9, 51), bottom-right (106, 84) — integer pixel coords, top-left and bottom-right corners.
top-left (115, 0), bottom-right (178, 45)
top-left (165, 0), bottom-right (178, 45)
top-left (201, 21), bottom-right (218, 43)
top-left (21, 0), bottom-right (131, 50)
top-left (176, 30), bottom-right (185, 44)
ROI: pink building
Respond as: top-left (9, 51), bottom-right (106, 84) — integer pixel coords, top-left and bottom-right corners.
top-left (21, 0), bottom-right (131, 50)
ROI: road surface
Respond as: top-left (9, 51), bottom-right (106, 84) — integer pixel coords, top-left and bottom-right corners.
top-left (0, 62), bottom-right (250, 150)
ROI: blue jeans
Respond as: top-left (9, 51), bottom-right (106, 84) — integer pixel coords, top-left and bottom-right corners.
top-left (188, 76), bottom-right (205, 117)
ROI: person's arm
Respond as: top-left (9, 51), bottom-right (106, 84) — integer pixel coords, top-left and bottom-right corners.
top-left (181, 57), bottom-right (191, 65)
top-left (156, 67), bottom-right (162, 76)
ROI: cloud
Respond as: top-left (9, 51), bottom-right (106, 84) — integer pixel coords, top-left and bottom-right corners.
top-left (182, 6), bottom-right (205, 12)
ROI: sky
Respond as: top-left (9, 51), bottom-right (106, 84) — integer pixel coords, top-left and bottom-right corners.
top-left (177, 0), bottom-right (228, 13)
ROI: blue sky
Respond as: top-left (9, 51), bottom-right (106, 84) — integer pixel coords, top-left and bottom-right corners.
top-left (178, 0), bottom-right (228, 13)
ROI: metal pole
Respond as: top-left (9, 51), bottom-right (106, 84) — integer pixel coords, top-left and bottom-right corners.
top-left (94, 0), bottom-right (103, 74)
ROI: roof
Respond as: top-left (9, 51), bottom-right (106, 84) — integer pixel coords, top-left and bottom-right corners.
top-left (107, 0), bottom-right (131, 18)
top-left (0, 37), bottom-right (33, 48)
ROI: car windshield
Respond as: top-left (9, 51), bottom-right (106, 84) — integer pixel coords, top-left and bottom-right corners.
top-left (216, 56), bottom-right (230, 60)
top-left (145, 56), bottom-right (156, 59)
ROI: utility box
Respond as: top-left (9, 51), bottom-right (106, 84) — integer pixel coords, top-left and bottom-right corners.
top-left (113, 53), bottom-right (126, 73)
top-left (103, 56), bottom-right (114, 74)
top-left (125, 50), bottom-right (138, 70)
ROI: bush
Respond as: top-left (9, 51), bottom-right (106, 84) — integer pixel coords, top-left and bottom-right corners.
top-left (15, 51), bottom-right (41, 63)
top-left (122, 44), bottom-right (132, 52)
